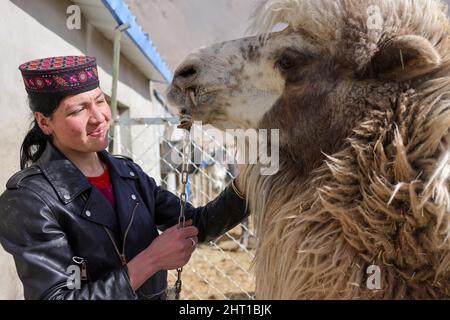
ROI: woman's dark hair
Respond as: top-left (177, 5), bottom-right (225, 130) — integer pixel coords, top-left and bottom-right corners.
top-left (20, 94), bottom-right (65, 169)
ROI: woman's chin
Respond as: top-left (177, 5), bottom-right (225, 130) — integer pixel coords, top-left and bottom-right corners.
top-left (87, 137), bottom-right (109, 152)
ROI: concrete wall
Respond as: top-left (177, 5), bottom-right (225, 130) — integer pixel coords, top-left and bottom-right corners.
top-left (126, 0), bottom-right (255, 71)
top-left (0, 0), bottom-right (162, 299)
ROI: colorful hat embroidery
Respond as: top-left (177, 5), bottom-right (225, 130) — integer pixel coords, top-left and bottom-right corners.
top-left (19, 56), bottom-right (100, 95)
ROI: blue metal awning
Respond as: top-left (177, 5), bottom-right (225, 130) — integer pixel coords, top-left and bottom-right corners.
top-left (72, 0), bottom-right (172, 83)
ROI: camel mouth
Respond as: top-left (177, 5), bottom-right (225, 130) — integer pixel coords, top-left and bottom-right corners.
top-left (167, 84), bottom-right (223, 119)
top-left (167, 84), bottom-right (198, 109)
top-left (176, 90), bottom-right (197, 129)
top-left (183, 89), bottom-right (198, 113)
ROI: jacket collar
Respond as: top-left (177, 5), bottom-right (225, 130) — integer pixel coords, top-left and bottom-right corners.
top-left (37, 142), bottom-right (137, 204)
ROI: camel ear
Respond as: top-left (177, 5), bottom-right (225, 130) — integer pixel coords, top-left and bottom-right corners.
top-left (372, 35), bottom-right (441, 81)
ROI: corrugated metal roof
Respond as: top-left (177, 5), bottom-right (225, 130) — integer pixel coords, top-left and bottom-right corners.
top-left (72, 0), bottom-right (172, 83)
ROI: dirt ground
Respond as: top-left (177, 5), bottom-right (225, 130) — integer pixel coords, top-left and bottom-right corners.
top-left (167, 226), bottom-right (256, 300)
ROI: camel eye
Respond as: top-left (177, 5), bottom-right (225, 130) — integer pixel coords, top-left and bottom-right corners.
top-left (276, 49), bottom-right (305, 71)
top-left (276, 49), bottom-right (313, 73)
top-left (277, 55), bottom-right (296, 71)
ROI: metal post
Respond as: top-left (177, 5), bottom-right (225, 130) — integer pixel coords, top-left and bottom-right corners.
top-left (109, 23), bottom-right (129, 154)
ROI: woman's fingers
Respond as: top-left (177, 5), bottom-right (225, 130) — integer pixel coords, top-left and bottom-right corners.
top-left (186, 236), bottom-right (198, 248)
top-left (180, 226), bottom-right (199, 238)
top-left (165, 219), bottom-right (194, 233)
top-left (179, 219), bottom-right (193, 228)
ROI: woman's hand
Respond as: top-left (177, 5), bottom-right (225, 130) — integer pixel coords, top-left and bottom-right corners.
top-left (127, 220), bottom-right (198, 291)
top-left (146, 219), bottom-right (198, 270)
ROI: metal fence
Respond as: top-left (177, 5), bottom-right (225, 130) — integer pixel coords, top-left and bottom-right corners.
top-left (114, 118), bottom-right (256, 300)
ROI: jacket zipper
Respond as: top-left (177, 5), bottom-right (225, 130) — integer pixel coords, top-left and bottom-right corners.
top-left (72, 256), bottom-right (88, 281)
top-left (122, 202), bottom-right (139, 257)
top-left (103, 202), bottom-right (139, 266)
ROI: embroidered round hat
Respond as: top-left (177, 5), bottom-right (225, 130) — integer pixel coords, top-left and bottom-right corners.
top-left (19, 56), bottom-right (99, 96)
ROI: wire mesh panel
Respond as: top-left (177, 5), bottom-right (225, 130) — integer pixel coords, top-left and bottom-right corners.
top-left (115, 119), bottom-right (256, 300)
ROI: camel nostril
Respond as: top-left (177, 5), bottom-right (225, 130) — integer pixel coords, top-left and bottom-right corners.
top-left (174, 61), bottom-right (201, 90)
top-left (174, 62), bottom-right (201, 89)
top-left (177, 66), bottom-right (197, 79)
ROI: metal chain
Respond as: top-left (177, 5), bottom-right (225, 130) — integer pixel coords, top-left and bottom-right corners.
top-left (174, 121), bottom-right (191, 300)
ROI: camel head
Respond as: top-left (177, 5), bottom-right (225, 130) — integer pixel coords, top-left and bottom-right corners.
top-left (167, 0), bottom-right (450, 172)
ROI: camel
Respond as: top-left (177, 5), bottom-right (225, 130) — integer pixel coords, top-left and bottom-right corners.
top-left (167, 0), bottom-right (450, 299)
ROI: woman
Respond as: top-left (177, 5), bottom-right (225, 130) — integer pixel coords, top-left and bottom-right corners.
top-left (0, 56), bottom-right (248, 300)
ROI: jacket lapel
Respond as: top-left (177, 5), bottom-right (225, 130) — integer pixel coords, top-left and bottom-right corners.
top-left (36, 143), bottom-right (145, 261)
top-left (37, 143), bottom-right (91, 204)
top-left (80, 188), bottom-right (118, 232)
top-left (37, 142), bottom-right (117, 231)
top-left (101, 152), bottom-right (140, 240)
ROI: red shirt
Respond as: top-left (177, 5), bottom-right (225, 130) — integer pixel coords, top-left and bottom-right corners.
top-left (87, 166), bottom-right (115, 208)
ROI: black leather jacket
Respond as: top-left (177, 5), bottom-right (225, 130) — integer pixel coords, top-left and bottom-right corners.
top-left (0, 143), bottom-right (248, 300)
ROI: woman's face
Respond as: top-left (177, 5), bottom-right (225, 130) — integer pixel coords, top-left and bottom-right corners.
top-left (37, 87), bottom-right (112, 155)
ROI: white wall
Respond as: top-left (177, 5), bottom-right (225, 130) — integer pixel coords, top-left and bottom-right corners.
top-left (126, 0), bottom-right (256, 71)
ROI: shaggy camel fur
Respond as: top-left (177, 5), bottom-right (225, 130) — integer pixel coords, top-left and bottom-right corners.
top-left (168, 0), bottom-right (450, 298)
